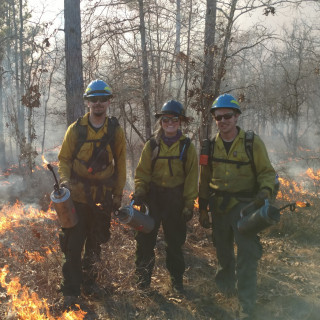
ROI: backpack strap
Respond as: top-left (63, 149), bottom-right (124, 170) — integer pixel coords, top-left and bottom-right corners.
top-left (150, 137), bottom-right (191, 175)
top-left (210, 133), bottom-right (253, 169)
top-left (105, 116), bottom-right (119, 156)
top-left (72, 116), bottom-right (87, 161)
top-left (150, 137), bottom-right (160, 172)
top-left (244, 130), bottom-right (257, 177)
top-left (179, 137), bottom-right (191, 172)
top-left (72, 116), bottom-right (119, 162)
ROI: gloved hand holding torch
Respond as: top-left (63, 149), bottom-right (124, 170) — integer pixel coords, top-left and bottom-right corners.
top-left (254, 188), bottom-right (271, 208)
top-left (131, 191), bottom-right (146, 206)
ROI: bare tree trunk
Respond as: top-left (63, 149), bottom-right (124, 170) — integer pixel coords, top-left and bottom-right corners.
top-left (12, 2), bottom-right (24, 140)
top-left (0, 67), bottom-right (5, 168)
top-left (215, 0), bottom-right (237, 93)
top-left (64, 0), bottom-right (84, 125)
top-left (175, 0), bottom-right (182, 99)
top-left (19, 0), bottom-right (26, 141)
top-left (138, 0), bottom-right (151, 139)
top-left (184, 0), bottom-right (193, 108)
top-left (200, 0), bottom-right (217, 140)
top-left (41, 61), bottom-right (56, 154)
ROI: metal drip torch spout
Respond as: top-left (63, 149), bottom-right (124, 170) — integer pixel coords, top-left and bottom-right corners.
top-left (279, 201), bottom-right (311, 212)
top-left (46, 163), bottom-right (61, 194)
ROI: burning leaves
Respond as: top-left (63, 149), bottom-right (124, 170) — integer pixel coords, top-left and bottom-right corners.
top-left (295, 201), bottom-right (310, 208)
top-left (306, 168), bottom-right (320, 181)
top-left (0, 201), bottom-right (57, 235)
top-left (1, 266), bottom-right (87, 320)
top-left (0, 202), bottom-right (89, 319)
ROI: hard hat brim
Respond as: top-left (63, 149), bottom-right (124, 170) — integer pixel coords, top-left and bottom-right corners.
top-left (84, 93), bottom-right (113, 99)
top-left (155, 111), bottom-right (189, 120)
top-left (210, 106), bottom-right (241, 114)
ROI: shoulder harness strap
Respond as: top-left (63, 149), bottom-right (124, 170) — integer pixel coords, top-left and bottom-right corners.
top-left (72, 117), bottom-right (87, 161)
top-left (72, 116), bottom-right (119, 161)
top-left (210, 133), bottom-right (252, 169)
top-left (150, 137), bottom-right (191, 175)
top-left (149, 137), bottom-right (160, 172)
top-left (105, 116), bottom-right (119, 155)
top-left (179, 137), bottom-right (191, 172)
top-left (244, 130), bottom-right (257, 177)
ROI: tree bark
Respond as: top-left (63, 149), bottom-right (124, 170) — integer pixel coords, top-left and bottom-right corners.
top-left (200, 0), bottom-right (217, 140)
top-left (184, 0), bottom-right (193, 108)
top-left (64, 0), bottom-right (84, 125)
top-left (138, 0), bottom-right (152, 139)
top-left (0, 67), bottom-right (5, 168)
top-left (12, 1), bottom-right (24, 139)
top-left (175, 0), bottom-right (182, 99)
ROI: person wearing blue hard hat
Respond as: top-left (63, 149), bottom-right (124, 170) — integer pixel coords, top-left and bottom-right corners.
top-left (58, 79), bottom-right (126, 307)
top-left (199, 93), bottom-right (276, 319)
top-left (132, 100), bottom-right (198, 293)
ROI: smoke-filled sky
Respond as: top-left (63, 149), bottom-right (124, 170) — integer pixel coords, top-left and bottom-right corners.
top-left (27, 0), bottom-right (319, 33)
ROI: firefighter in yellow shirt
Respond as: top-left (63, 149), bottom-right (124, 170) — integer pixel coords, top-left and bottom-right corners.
top-left (132, 100), bottom-right (198, 293)
top-left (199, 94), bottom-right (275, 319)
top-left (58, 80), bottom-right (126, 307)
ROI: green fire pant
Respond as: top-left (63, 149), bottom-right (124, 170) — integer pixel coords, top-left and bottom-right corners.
top-left (135, 183), bottom-right (186, 287)
top-left (211, 201), bottom-right (262, 314)
top-left (59, 197), bottom-right (112, 296)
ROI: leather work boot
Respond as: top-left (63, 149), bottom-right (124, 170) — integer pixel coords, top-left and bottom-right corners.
top-left (82, 283), bottom-right (107, 299)
top-left (62, 295), bottom-right (80, 309)
top-left (171, 277), bottom-right (185, 294)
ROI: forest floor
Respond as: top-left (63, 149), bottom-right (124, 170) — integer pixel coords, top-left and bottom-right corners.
top-left (0, 165), bottom-right (320, 320)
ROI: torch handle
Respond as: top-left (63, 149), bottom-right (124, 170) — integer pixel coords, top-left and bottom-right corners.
top-left (47, 164), bottom-right (59, 185)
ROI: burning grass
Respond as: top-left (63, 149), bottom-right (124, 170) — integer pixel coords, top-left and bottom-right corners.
top-left (0, 167), bottom-right (320, 319)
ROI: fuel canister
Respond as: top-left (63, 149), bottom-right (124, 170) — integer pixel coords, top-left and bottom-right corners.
top-left (237, 200), bottom-right (280, 235)
top-left (115, 200), bottom-right (155, 233)
top-left (50, 187), bottom-right (78, 228)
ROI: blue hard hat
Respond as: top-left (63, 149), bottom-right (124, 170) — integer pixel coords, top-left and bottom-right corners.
top-left (83, 79), bottom-right (113, 99)
top-left (210, 94), bottom-right (241, 114)
top-left (155, 100), bottom-right (187, 118)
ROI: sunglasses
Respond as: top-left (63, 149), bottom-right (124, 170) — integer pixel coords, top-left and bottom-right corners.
top-left (88, 96), bottom-right (110, 103)
top-left (161, 116), bottom-right (180, 123)
top-left (214, 112), bottom-right (234, 121)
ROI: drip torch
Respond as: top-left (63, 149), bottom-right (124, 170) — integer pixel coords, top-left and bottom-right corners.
top-left (114, 200), bottom-right (155, 233)
top-left (47, 163), bottom-right (78, 228)
top-left (237, 200), bottom-right (311, 235)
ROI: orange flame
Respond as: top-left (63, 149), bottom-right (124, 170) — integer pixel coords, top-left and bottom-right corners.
top-left (0, 201), bottom-right (57, 235)
top-left (24, 251), bottom-right (45, 262)
top-left (194, 198), bottom-right (199, 209)
top-left (306, 168), bottom-right (320, 181)
top-left (277, 177), bottom-right (308, 201)
top-left (41, 155), bottom-right (49, 169)
top-left (296, 201), bottom-right (310, 208)
top-left (1, 265), bottom-right (87, 319)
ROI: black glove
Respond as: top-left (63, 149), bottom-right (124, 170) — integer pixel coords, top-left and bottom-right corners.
top-left (199, 209), bottom-right (211, 229)
top-left (182, 207), bottom-right (193, 222)
top-left (254, 188), bottom-right (270, 208)
top-left (112, 195), bottom-right (122, 212)
top-left (131, 192), bottom-right (145, 206)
